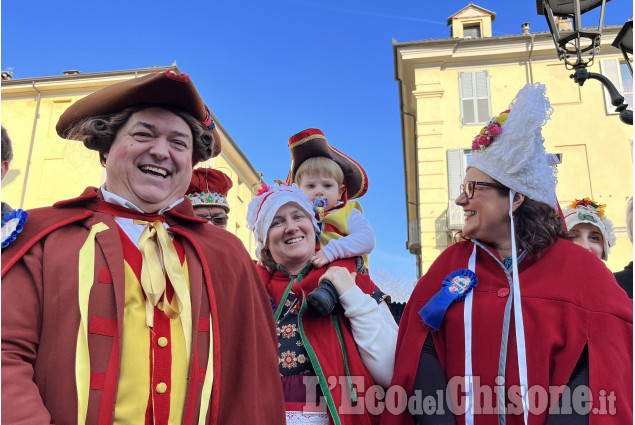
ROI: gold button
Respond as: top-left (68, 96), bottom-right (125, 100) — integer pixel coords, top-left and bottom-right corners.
top-left (157, 337), bottom-right (168, 348)
top-left (157, 302), bottom-right (164, 311)
top-left (156, 382), bottom-right (167, 394)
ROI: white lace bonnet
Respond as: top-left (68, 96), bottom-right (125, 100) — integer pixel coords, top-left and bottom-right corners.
top-left (468, 83), bottom-right (558, 211)
top-left (246, 183), bottom-right (320, 258)
top-left (563, 199), bottom-right (616, 260)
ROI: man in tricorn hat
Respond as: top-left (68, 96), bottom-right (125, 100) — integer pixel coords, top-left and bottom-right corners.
top-left (1, 70), bottom-right (285, 425)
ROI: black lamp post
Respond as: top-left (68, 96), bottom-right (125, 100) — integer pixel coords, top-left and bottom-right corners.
top-left (537, 0), bottom-right (633, 125)
top-left (612, 16), bottom-right (633, 74)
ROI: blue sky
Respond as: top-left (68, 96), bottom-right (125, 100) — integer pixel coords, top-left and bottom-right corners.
top-left (2, 1), bottom-right (632, 286)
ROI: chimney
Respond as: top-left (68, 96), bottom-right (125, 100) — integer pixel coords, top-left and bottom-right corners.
top-left (556, 17), bottom-right (573, 32)
top-left (522, 22), bottom-right (530, 34)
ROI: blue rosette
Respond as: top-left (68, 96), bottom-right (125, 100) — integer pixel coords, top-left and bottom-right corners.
top-left (1, 209), bottom-right (28, 249)
top-left (419, 268), bottom-right (478, 331)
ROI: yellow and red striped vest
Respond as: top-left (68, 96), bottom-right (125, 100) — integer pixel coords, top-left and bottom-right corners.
top-left (320, 201), bottom-right (369, 268)
top-left (114, 227), bottom-right (190, 425)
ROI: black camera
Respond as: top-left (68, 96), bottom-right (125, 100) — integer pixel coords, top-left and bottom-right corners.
top-left (307, 279), bottom-right (339, 316)
top-left (307, 257), bottom-right (367, 316)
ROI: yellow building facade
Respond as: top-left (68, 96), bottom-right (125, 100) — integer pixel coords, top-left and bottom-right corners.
top-left (1, 65), bottom-right (262, 256)
top-left (394, 5), bottom-right (633, 276)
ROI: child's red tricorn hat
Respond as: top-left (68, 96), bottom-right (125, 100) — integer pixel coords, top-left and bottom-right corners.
top-left (286, 128), bottom-right (368, 200)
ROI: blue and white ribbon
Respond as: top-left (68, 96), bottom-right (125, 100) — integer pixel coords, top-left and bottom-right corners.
top-left (509, 191), bottom-right (529, 425)
top-left (1, 209), bottom-right (28, 249)
top-left (419, 267), bottom-right (478, 331)
top-left (464, 245), bottom-right (477, 425)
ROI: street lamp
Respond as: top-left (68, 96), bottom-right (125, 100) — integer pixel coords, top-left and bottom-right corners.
top-left (537, 0), bottom-right (633, 125)
top-left (612, 16), bottom-right (633, 74)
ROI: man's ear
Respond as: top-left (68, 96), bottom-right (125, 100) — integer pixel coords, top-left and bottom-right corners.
top-left (1, 161), bottom-right (8, 181)
top-left (511, 192), bottom-right (525, 213)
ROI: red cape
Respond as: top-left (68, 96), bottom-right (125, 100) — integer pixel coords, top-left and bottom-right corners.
top-left (382, 239), bottom-right (632, 425)
top-left (260, 258), bottom-right (381, 425)
top-left (2, 187), bottom-right (285, 425)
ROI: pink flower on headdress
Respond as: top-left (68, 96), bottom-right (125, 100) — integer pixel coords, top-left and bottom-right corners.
top-left (256, 183), bottom-right (271, 196)
top-left (487, 124), bottom-right (502, 137)
top-left (471, 110), bottom-right (510, 152)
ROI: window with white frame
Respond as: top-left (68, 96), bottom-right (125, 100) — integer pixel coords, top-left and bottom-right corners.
top-left (599, 58), bottom-right (633, 115)
top-left (463, 24), bottom-right (481, 38)
top-left (446, 148), bottom-right (473, 230)
top-left (459, 70), bottom-right (491, 125)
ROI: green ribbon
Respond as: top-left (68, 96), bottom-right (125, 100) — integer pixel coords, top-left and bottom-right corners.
top-left (297, 295), bottom-right (342, 425)
top-left (578, 212), bottom-right (597, 223)
top-left (276, 263), bottom-right (357, 423)
top-left (332, 314), bottom-right (358, 403)
top-left (273, 263), bottom-right (313, 322)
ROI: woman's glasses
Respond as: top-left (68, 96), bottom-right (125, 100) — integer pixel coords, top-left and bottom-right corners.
top-left (460, 181), bottom-right (507, 199)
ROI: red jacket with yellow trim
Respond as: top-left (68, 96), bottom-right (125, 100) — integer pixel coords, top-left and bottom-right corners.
top-left (1, 187), bottom-right (285, 425)
top-left (381, 239), bottom-right (633, 425)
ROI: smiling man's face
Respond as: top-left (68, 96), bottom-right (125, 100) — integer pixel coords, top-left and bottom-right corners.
top-left (104, 107), bottom-right (194, 212)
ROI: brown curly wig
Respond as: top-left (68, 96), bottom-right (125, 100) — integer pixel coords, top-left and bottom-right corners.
top-left (65, 104), bottom-right (217, 166)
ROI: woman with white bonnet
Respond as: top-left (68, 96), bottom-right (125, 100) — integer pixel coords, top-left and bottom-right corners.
top-left (247, 183), bottom-right (398, 425)
top-left (383, 84), bottom-right (632, 425)
top-left (563, 198), bottom-right (616, 261)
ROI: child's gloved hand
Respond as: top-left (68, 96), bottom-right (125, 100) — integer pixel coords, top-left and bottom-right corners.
top-left (310, 250), bottom-right (330, 268)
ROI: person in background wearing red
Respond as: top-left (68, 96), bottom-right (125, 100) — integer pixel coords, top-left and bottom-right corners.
top-left (187, 167), bottom-right (233, 229)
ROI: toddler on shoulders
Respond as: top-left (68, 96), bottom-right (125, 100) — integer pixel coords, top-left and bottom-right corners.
top-left (287, 128), bottom-right (375, 270)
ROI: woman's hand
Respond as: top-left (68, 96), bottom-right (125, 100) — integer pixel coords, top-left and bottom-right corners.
top-left (319, 266), bottom-right (356, 296)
